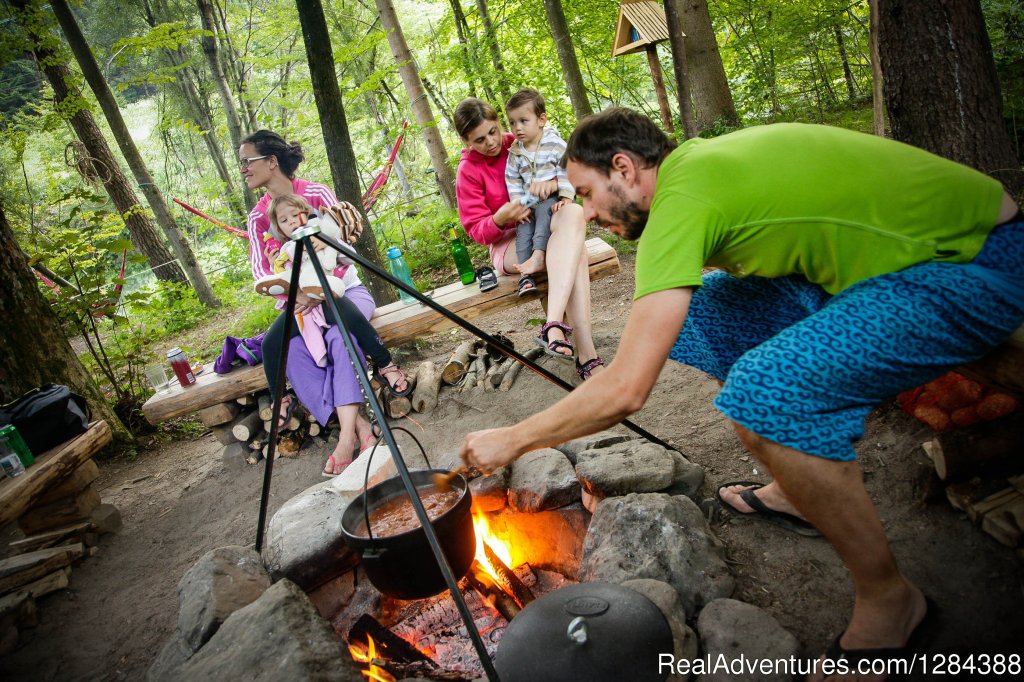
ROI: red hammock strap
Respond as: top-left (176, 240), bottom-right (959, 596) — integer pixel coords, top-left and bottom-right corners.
top-left (362, 121), bottom-right (408, 210)
top-left (173, 197), bottom-right (249, 239)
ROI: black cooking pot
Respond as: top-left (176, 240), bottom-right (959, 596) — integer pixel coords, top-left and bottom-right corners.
top-left (340, 469), bottom-right (475, 600)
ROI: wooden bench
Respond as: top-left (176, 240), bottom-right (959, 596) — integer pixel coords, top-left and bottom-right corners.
top-left (141, 237), bottom-right (621, 425)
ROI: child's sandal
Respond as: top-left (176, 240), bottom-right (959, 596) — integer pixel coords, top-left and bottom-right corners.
top-left (476, 266), bottom-right (498, 292)
top-left (517, 274), bottom-right (539, 297)
top-left (535, 321), bottom-right (575, 361)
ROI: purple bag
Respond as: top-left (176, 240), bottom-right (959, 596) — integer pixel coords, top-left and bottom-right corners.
top-left (214, 332), bottom-right (267, 374)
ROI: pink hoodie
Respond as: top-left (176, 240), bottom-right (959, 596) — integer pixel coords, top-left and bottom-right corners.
top-left (456, 133), bottom-right (516, 246)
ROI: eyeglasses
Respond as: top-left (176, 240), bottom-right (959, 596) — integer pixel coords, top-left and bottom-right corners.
top-left (239, 155), bottom-right (269, 170)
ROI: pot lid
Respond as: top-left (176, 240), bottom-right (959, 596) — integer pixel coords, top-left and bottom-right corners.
top-left (494, 582), bottom-right (672, 682)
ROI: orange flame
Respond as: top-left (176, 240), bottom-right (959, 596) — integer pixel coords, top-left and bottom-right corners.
top-left (472, 510), bottom-right (514, 580)
top-left (347, 635), bottom-right (396, 682)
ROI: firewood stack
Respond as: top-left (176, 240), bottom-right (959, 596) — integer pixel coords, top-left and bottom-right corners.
top-left (204, 390), bottom-right (316, 466)
top-left (918, 406), bottom-right (1024, 558)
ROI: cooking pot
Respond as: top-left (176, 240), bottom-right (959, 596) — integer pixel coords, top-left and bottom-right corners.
top-left (341, 469), bottom-right (475, 600)
top-left (494, 582), bottom-right (673, 682)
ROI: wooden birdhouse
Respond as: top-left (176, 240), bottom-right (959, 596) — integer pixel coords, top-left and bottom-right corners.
top-left (612, 1), bottom-right (678, 133)
top-left (613, 0), bottom-right (670, 57)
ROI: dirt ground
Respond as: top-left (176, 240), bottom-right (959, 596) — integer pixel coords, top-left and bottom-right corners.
top-left (2, 257), bottom-right (1022, 681)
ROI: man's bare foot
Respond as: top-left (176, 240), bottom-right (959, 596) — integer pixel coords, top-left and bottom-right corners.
top-left (516, 250), bottom-right (545, 275)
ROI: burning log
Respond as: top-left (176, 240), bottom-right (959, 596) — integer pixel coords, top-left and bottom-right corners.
top-left (465, 559), bottom-right (520, 621)
top-left (481, 541), bottom-right (535, 608)
top-left (378, 660), bottom-right (475, 681)
top-left (349, 614), bottom-right (434, 665)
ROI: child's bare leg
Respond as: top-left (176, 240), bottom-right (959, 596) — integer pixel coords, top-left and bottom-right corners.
top-left (516, 250), bottom-right (546, 276)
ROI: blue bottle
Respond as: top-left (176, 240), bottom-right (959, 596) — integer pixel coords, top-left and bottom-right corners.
top-left (386, 246), bottom-right (417, 304)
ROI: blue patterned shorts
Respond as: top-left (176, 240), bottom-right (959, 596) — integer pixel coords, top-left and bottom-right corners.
top-left (669, 221), bottom-right (1024, 461)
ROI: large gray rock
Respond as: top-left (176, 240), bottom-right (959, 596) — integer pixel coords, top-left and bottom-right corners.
top-left (555, 430), bottom-right (638, 464)
top-left (696, 599), bottom-right (801, 682)
top-left (575, 441), bottom-right (676, 497)
top-left (469, 466), bottom-right (509, 512)
top-left (146, 636), bottom-right (192, 682)
top-left (508, 448), bottom-right (580, 512)
top-left (623, 579), bottom-right (700, 682)
top-left (580, 493), bottom-right (734, 615)
top-left (660, 451), bottom-right (705, 501)
top-left (168, 580), bottom-right (363, 682)
top-left (177, 545), bottom-right (272, 652)
top-left (262, 479), bottom-right (360, 591)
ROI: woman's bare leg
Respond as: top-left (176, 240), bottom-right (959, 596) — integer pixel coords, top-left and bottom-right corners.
top-left (565, 246), bottom-right (600, 365)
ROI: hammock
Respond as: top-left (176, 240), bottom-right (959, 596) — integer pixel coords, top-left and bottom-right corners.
top-left (34, 247), bottom-right (128, 319)
top-left (174, 121), bottom-right (410, 240)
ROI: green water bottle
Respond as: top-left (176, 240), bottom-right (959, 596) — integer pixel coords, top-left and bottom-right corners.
top-left (0, 424), bottom-right (34, 468)
top-left (448, 226), bottom-right (476, 285)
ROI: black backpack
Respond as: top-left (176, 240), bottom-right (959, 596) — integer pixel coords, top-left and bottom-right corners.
top-left (0, 384), bottom-right (91, 455)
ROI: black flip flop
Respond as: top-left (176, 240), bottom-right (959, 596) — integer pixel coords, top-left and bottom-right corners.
top-left (821, 597), bottom-right (940, 680)
top-left (716, 480), bottom-right (822, 537)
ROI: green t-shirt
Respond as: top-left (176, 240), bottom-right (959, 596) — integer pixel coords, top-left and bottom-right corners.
top-left (634, 123), bottom-right (1005, 299)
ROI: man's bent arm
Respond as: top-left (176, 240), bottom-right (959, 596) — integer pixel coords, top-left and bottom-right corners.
top-left (461, 287), bottom-right (693, 472)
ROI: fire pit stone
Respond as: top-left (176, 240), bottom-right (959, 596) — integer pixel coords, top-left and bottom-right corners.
top-left (554, 429), bottom-right (639, 464)
top-left (468, 465), bottom-right (510, 512)
top-left (581, 492), bottom-right (735, 615)
top-left (508, 448), bottom-right (580, 512)
top-left (575, 441), bottom-right (678, 497)
top-left (696, 598), bottom-right (802, 682)
top-left (622, 578), bottom-right (699, 682)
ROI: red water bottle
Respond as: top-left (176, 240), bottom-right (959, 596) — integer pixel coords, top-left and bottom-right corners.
top-left (167, 347), bottom-right (197, 387)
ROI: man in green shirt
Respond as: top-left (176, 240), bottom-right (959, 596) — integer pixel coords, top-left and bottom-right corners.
top-left (460, 108), bottom-right (1022, 676)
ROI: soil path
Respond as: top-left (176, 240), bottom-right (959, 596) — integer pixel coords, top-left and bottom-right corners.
top-left (2, 258), bottom-right (1021, 681)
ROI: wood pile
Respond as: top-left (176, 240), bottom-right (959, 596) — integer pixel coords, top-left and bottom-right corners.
top-left (920, 416), bottom-right (1024, 557)
top-left (205, 389), bottom-right (318, 466)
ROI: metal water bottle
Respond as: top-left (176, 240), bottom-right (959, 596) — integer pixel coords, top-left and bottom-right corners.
top-left (448, 226), bottom-right (476, 285)
top-left (386, 246), bottom-right (417, 304)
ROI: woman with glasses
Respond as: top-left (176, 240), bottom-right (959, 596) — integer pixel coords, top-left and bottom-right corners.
top-left (240, 130), bottom-right (411, 476)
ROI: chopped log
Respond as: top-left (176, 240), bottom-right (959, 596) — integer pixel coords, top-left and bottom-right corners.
top-left (0, 591), bottom-right (37, 631)
top-left (376, 385), bottom-right (411, 419)
top-left (308, 422), bottom-right (321, 438)
top-left (466, 559), bottom-right (520, 621)
top-left (968, 487), bottom-right (1024, 547)
top-left (0, 421), bottom-right (110, 529)
top-left (258, 393), bottom-right (274, 421)
top-left (411, 361), bottom-right (441, 414)
top-left (483, 359), bottom-right (505, 393)
top-left (20, 567), bottom-right (70, 599)
top-left (210, 424), bottom-right (239, 446)
top-left (923, 418), bottom-right (1024, 482)
top-left (442, 340), bottom-right (476, 385)
top-left (0, 544), bottom-right (83, 594)
top-left (18, 487), bottom-right (101, 536)
top-left (198, 401), bottom-right (240, 427)
top-left (481, 542), bottom-right (534, 608)
top-left (89, 504), bottom-right (122, 534)
top-left (348, 613), bottom-right (434, 665)
top-left (945, 478), bottom-right (1008, 515)
top-left (248, 430), bottom-right (270, 451)
top-left (7, 521), bottom-right (95, 554)
top-left (231, 409), bottom-right (263, 442)
top-left (379, 660), bottom-right (472, 682)
top-left (246, 451), bottom-right (263, 466)
top-left (462, 356), bottom-right (486, 393)
top-left (235, 393), bottom-right (256, 406)
top-left (36, 460), bottom-right (100, 505)
top-left (499, 347), bottom-right (544, 391)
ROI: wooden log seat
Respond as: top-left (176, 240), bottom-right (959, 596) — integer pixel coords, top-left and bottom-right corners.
top-left (141, 237), bottom-right (622, 425)
top-left (0, 421), bottom-right (111, 529)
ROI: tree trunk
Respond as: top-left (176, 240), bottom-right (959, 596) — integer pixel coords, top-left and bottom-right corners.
top-left (447, 0), bottom-right (482, 99)
top-left (295, 0), bottom-right (394, 304)
top-left (11, 0), bottom-right (186, 285)
top-left (141, 0), bottom-right (248, 220)
top-left (195, 0), bottom-right (249, 180)
top-left (212, 0), bottom-right (257, 127)
top-left (870, 0), bottom-right (887, 136)
top-left (50, 0), bottom-right (220, 308)
top-left (0, 203), bottom-right (132, 450)
top-left (374, 0), bottom-right (458, 209)
top-left (664, 0), bottom-right (698, 139)
top-left (834, 25), bottom-right (858, 101)
top-left (679, 0), bottom-right (740, 131)
top-left (475, 0), bottom-right (511, 104)
top-left (878, 0), bottom-right (1021, 193)
top-left (645, 44), bottom-right (674, 133)
top-left (542, 0), bottom-right (593, 121)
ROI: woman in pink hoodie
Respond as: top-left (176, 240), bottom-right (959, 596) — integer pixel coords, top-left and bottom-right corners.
top-left (454, 98), bottom-right (604, 381)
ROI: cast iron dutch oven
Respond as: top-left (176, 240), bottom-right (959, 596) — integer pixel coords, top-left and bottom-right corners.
top-left (340, 469), bottom-right (476, 600)
top-left (494, 582), bottom-right (673, 682)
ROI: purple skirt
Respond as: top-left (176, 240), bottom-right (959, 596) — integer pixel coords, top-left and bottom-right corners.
top-left (286, 285), bottom-right (376, 425)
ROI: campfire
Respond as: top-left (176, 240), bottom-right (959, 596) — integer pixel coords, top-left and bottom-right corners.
top-left (343, 507), bottom-right (569, 680)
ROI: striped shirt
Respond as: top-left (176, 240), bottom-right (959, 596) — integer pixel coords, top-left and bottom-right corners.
top-left (246, 178), bottom-right (339, 280)
top-left (504, 126), bottom-right (574, 202)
